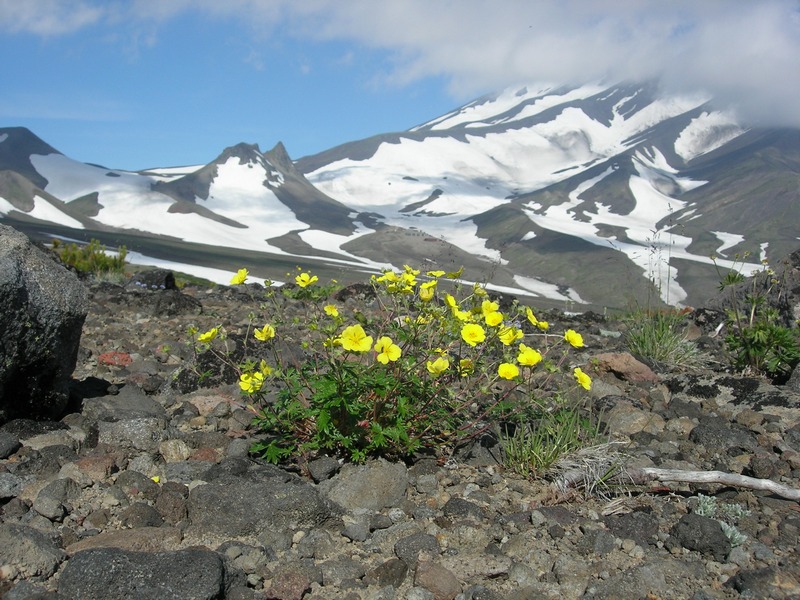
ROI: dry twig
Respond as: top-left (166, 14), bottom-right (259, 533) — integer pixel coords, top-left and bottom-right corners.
top-left (552, 443), bottom-right (800, 502)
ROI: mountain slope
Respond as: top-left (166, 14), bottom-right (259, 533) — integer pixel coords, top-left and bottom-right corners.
top-left (300, 82), bottom-right (797, 307)
top-left (1, 81), bottom-right (797, 308)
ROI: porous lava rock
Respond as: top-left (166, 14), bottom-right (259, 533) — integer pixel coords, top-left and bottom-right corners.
top-left (0, 225), bottom-right (87, 423)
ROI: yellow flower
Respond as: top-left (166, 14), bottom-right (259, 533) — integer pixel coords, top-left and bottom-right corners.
top-left (444, 293), bottom-right (458, 309)
top-left (254, 324), bottom-right (275, 341)
top-left (376, 270), bottom-right (400, 283)
top-left (401, 271), bottom-right (417, 287)
top-left (564, 329), bottom-right (584, 348)
top-left (473, 283), bottom-right (488, 297)
top-left (498, 363), bottom-right (520, 380)
top-left (461, 323), bottom-right (486, 346)
top-left (526, 307), bottom-right (538, 326)
top-left (338, 324), bottom-right (373, 352)
top-left (454, 309), bottom-right (472, 322)
top-left (426, 270), bottom-right (445, 278)
top-left (484, 311), bottom-right (504, 327)
top-left (197, 327), bottom-right (219, 343)
top-left (481, 299), bottom-right (499, 317)
top-left (517, 343), bottom-right (542, 366)
top-left (230, 268), bottom-right (248, 285)
top-left (403, 265), bottom-right (420, 276)
top-left (295, 272), bottom-right (318, 288)
top-left (324, 304), bottom-right (339, 317)
top-left (458, 358), bottom-right (474, 377)
top-left (239, 371), bottom-right (265, 394)
top-left (151, 476), bottom-right (160, 484)
top-left (537, 320), bottom-right (549, 331)
top-left (374, 336), bottom-right (402, 364)
top-left (259, 359), bottom-right (272, 376)
top-left (426, 356), bottom-right (450, 376)
top-left (574, 367), bottom-right (592, 390)
top-left (498, 326), bottom-right (523, 346)
top-left (419, 280), bottom-right (437, 302)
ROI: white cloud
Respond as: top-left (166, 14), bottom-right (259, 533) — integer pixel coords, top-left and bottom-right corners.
top-left (280, 1), bottom-right (800, 127)
top-left (4, 0), bottom-right (799, 127)
top-left (0, 0), bottom-right (103, 35)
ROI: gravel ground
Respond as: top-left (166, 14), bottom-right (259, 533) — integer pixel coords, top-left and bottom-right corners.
top-left (2, 277), bottom-right (800, 600)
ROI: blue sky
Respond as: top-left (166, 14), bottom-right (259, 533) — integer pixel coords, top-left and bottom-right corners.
top-left (1, 0), bottom-right (798, 170)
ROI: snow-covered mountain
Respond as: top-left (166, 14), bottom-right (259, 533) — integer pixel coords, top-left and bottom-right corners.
top-left (1, 81), bottom-right (798, 309)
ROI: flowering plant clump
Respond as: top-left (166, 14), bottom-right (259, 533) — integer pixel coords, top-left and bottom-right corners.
top-left (191, 265), bottom-right (593, 464)
top-left (712, 253), bottom-right (800, 382)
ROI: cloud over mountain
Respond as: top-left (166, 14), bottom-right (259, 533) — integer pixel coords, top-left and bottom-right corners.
top-left (4, 1), bottom-right (799, 128)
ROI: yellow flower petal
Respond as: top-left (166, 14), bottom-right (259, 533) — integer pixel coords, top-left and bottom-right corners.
top-left (197, 327), bottom-right (219, 343)
top-left (461, 323), bottom-right (486, 347)
top-left (426, 356), bottom-right (450, 376)
top-left (574, 367), bottom-right (592, 390)
top-left (295, 272), bottom-right (319, 288)
top-left (498, 363), bottom-right (520, 380)
top-left (254, 324), bottom-right (275, 341)
top-left (374, 336), bottom-right (402, 364)
top-left (565, 329), bottom-right (584, 348)
top-left (230, 268), bottom-right (248, 285)
top-left (339, 324), bottom-right (373, 352)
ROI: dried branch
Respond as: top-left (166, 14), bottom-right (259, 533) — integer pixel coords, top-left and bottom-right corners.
top-left (551, 443), bottom-right (800, 502)
top-left (626, 468), bottom-right (800, 502)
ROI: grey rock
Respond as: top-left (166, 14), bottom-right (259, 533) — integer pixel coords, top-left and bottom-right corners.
top-left (83, 384), bottom-right (167, 421)
top-left (689, 417), bottom-right (757, 452)
top-left (154, 483), bottom-right (189, 525)
top-left (577, 527), bottom-right (618, 556)
top-left (120, 501), bottom-right (164, 527)
top-left (58, 547), bottom-right (226, 600)
top-left (342, 522), bottom-right (370, 542)
top-left (671, 513), bottom-right (732, 561)
top-left (442, 497), bottom-right (484, 521)
top-left (295, 529), bottom-right (337, 560)
top-left (0, 471), bottom-right (23, 499)
top-left (114, 470), bottom-right (161, 501)
top-left (97, 417), bottom-right (167, 451)
top-left (414, 561), bottom-right (461, 600)
top-left (32, 477), bottom-right (80, 521)
top-left (126, 269), bottom-right (177, 291)
top-left (0, 430), bottom-right (21, 458)
top-left (321, 458), bottom-right (408, 513)
top-left (0, 523), bottom-right (66, 578)
top-left (0, 225), bottom-right (88, 423)
top-left (726, 566), bottom-right (800, 598)
top-left (395, 533), bottom-right (440, 568)
top-left (365, 557), bottom-right (409, 588)
top-left (406, 588), bottom-right (436, 600)
top-left (589, 559), bottom-right (702, 600)
top-left (187, 478), bottom-right (329, 538)
top-left (459, 585), bottom-right (504, 600)
top-left (320, 556), bottom-right (368, 586)
top-left (307, 455), bottom-right (341, 482)
top-left (604, 509), bottom-right (660, 547)
top-left (787, 362), bottom-right (800, 393)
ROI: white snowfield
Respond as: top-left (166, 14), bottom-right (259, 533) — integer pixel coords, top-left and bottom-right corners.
top-left (0, 81), bottom-right (764, 305)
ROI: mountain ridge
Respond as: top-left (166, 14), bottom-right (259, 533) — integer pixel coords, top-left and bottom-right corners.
top-left (1, 80), bottom-right (798, 309)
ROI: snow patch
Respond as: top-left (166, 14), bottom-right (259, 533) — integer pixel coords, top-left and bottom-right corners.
top-left (712, 231), bottom-right (745, 257)
top-left (125, 250), bottom-right (283, 287)
top-left (0, 194), bottom-right (84, 229)
top-left (0, 133), bottom-right (8, 144)
top-left (675, 112), bottom-right (745, 162)
top-left (513, 274), bottom-right (587, 303)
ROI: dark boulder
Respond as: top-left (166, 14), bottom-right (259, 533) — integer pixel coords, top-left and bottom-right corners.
top-left (0, 225), bottom-right (87, 424)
